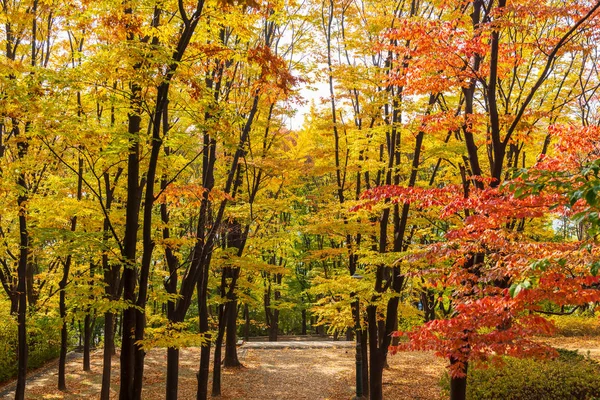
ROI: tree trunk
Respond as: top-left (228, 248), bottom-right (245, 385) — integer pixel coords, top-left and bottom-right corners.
top-left (10, 297), bottom-right (18, 315)
top-left (15, 172), bottom-right (28, 400)
top-left (301, 309), bottom-right (307, 335)
top-left (100, 311), bottom-right (114, 400)
top-left (346, 328), bottom-right (353, 341)
top-left (361, 330), bottom-right (369, 395)
top-left (369, 347), bottom-right (384, 400)
top-left (132, 74), bottom-right (166, 400)
top-left (268, 308), bottom-right (279, 342)
top-left (58, 257), bottom-right (73, 390)
top-left (166, 347), bottom-right (179, 400)
top-left (223, 300), bottom-right (240, 367)
top-left (450, 358), bottom-right (468, 400)
top-left (118, 79), bottom-right (142, 400)
top-left (197, 275), bottom-right (211, 400)
top-left (243, 304), bottom-right (250, 342)
top-left (211, 272), bottom-right (227, 397)
top-left (211, 323), bottom-right (224, 397)
top-left (58, 311), bottom-right (68, 390)
top-left (83, 313), bottom-right (92, 371)
top-left (15, 123), bottom-right (31, 400)
top-left (15, 242), bottom-right (27, 400)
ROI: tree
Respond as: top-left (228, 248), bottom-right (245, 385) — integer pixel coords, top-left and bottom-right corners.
top-left (357, 2), bottom-right (600, 400)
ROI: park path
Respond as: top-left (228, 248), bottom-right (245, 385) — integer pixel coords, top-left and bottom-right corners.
top-left (241, 340), bottom-right (354, 349)
top-left (26, 335), bottom-right (600, 399)
top-left (1, 336), bottom-right (598, 399)
top-left (0, 342), bottom-right (370, 400)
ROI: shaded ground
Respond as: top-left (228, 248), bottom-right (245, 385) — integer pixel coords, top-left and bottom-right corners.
top-left (241, 340), bottom-right (354, 349)
top-left (3, 336), bottom-right (598, 399)
top-left (0, 342), bottom-right (445, 399)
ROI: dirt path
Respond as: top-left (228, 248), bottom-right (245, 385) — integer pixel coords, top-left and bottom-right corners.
top-left (539, 336), bottom-right (600, 360)
top-left (6, 336), bottom-right (599, 399)
top-left (0, 344), bottom-right (445, 399)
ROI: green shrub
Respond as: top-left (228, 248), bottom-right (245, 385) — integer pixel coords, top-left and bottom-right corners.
top-left (0, 317), bottom-right (18, 383)
top-left (550, 315), bottom-right (600, 337)
top-left (397, 302), bottom-right (424, 332)
top-left (28, 316), bottom-right (61, 370)
top-left (0, 313), bottom-right (61, 384)
top-left (441, 349), bottom-right (600, 400)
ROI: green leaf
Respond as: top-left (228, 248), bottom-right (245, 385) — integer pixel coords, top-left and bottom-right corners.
top-left (585, 188), bottom-right (597, 207)
top-left (530, 259), bottom-right (550, 271)
top-left (509, 280), bottom-right (531, 298)
top-left (591, 261), bottom-right (600, 277)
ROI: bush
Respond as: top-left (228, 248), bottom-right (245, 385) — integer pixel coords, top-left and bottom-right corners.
top-left (0, 317), bottom-right (18, 383)
top-left (551, 315), bottom-right (600, 337)
top-left (0, 313), bottom-right (61, 384)
top-left (441, 349), bottom-right (600, 400)
top-left (397, 302), bottom-right (424, 332)
top-left (28, 316), bottom-right (61, 370)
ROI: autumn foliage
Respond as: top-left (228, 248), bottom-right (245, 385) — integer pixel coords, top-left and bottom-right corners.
top-left (356, 125), bottom-right (600, 378)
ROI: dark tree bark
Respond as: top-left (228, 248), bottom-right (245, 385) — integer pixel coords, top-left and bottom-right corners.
top-left (99, 163), bottom-right (122, 400)
top-left (223, 300), bottom-right (240, 367)
top-left (301, 309), bottom-right (307, 335)
top-left (15, 124), bottom-right (29, 400)
top-left (118, 78), bottom-right (142, 400)
top-left (264, 270), bottom-right (282, 342)
top-left (243, 303), bottom-right (250, 341)
top-left (58, 154), bottom-right (83, 389)
top-left (83, 313), bottom-right (92, 371)
top-left (15, 4), bottom-right (37, 398)
top-left (214, 235), bottom-right (244, 394)
top-left (100, 311), bottom-right (114, 400)
top-left (110, 3), bottom-right (207, 398)
top-left (450, 357), bottom-right (467, 400)
top-left (211, 288), bottom-right (227, 396)
top-left (196, 262), bottom-right (211, 400)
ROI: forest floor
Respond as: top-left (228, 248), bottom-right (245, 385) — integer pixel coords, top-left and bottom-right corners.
top-left (1, 336), bottom-right (599, 399)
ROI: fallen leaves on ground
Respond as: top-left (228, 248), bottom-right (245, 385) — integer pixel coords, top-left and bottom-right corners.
top-left (0, 345), bottom-right (445, 399)
top-left (9, 336), bottom-right (600, 400)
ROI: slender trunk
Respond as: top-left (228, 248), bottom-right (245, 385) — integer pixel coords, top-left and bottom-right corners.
top-left (361, 328), bottom-right (369, 395)
top-left (100, 176), bottom-right (118, 399)
top-left (117, 312), bottom-right (122, 338)
top-left (223, 299), bottom-right (240, 367)
top-left (58, 310), bottom-right (68, 390)
top-left (268, 310), bottom-right (279, 342)
top-left (59, 152), bottom-right (83, 388)
top-left (10, 298), bottom-right (17, 315)
top-left (100, 91), bottom-right (121, 398)
top-left (100, 311), bottom-right (114, 400)
top-left (243, 304), bottom-right (250, 341)
top-left (211, 319), bottom-right (224, 396)
top-left (58, 256), bottom-right (74, 390)
top-left (83, 313), bottom-right (92, 371)
top-left (301, 309), bottom-right (307, 335)
top-left (163, 158), bottom-right (182, 400)
top-left (132, 50), bottom-right (168, 396)
top-left (15, 218), bottom-right (27, 400)
top-left (119, 80), bottom-right (142, 400)
top-left (196, 272), bottom-right (211, 400)
top-left (212, 270), bottom-right (228, 396)
top-left (15, 125), bottom-right (29, 400)
top-left (346, 329), bottom-right (353, 341)
top-left (15, 4), bottom-right (37, 398)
